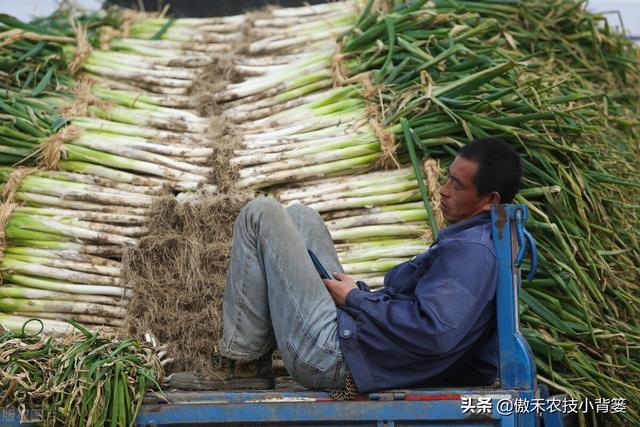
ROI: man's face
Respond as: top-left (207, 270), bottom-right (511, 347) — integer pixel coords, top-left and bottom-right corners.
top-left (438, 156), bottom-right (498, 225)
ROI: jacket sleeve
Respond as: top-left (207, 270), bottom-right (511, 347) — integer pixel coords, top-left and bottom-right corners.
top-left (344, 241), bottom-right (496, 356)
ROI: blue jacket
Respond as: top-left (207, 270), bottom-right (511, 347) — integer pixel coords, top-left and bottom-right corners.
top-left (337, 212), bottom-right (498, 393)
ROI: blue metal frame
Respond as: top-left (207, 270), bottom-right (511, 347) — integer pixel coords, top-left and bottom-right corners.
top-left (4, 204), bottom-right (555, 427)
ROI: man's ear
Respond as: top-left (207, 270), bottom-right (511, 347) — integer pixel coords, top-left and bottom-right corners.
top-left (481, 192), bottom-right (501, 211)
top-left (488, 191), bottom-right (501, 205)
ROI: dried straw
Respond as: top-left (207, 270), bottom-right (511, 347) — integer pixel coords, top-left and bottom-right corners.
top-left (123, 192), bottom-right (252, 373)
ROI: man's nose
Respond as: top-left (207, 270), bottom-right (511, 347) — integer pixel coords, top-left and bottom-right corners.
top-left (439, 182), bottom-right (450, 198)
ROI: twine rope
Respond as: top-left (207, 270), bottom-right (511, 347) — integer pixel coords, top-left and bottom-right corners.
top-left (0, 167), bottom-right (35, 258)
top-left (68, 20), bottom-right (92, 76)
top-left (59, 76), bottom-right (115, 118)
top-left (37, 125), bottom-right (82, 170)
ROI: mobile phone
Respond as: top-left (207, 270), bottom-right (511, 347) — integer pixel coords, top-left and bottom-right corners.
top-left (308, 250), bottom-right (333, 280)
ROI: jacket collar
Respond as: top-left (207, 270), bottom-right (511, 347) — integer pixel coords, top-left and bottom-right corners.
top-left (437, 211), bottom-right (491, 241)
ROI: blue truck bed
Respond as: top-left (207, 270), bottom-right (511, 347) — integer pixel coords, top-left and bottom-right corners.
top-left (136, 387), bottom-right (528, 426)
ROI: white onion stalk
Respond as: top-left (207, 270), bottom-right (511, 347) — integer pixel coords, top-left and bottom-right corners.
top-left (323, 202), bottom-right (426, 220)
top-left (7, 215), bottom-right (138, 246)
top-left (233, 53), bottom-right (313, 67)
top-left (58, 160), bottom-right (169, 187)
top-left (71, 133), bottom-right (210, 175)
top-left (337, 241), bottom-right (428, 263)
top-left (71, 117), bottom-right (210, 146)
top-left (282, 178), bottom-right (418, 205)
top-left (335, 238), bottom-right (423, 250)
top-left (251, 14), bottom-right (354, 37)
top-left (234, 131), bottom-right (373, 156)
top-left (330, 222), bottom-right (430, 241)
top-left (0, 313), bottom-right (75, 334)
top-left (13, 312), bottom-right (124, 327)
top-left (278, 168), bottom-right (414, 200)
top-left (85, 105), bottom-right (207, 133)
top-left (1, 258), bottom-right (119, 286)
top-left (0, 286), bottom-right (124, 306)
top-left (237, 153), bottom-right (379, 188)
top-left (88, 49), bottom-right (212, 71)
top-left (36, 170), bottom-right (165, 195)
top-left (62, 145), bottom-right (207, 183)
top-left (71, 221), bottom-right (146, 238)
top-left (238, 143), bottom-right (380, 178)
top-left (137, 15), bottom-right (246, 27)
top-left (241, 114), bottom-right (364, 143)
top-left (84, 55), bottom-right (197, 81)
top-left (2, 273), bottom-right (128, 297)
top-left (241, 119), bottom-right (365, 144)
top-left (227, 83), bottom-right (334, 114)
top-left (233, 135), bottom-right (376, 166)
top-left (217, 53), bottom-right (332, 101)
top-left (74, 130), bottom-right (212, 158)
top-left (248, 31), bottom-right (343, 54)
top-left (5, 247), bottom-right (121, 267)
top-left (0, 298), bottom-right (125, 318)
top-left (306, 190), bottom-right (422, 213)
top-left (129, 28), bottom-right (243, 44)
top-left (8, 254), bottom-right (120, 277)
top-left (286, 181), bottom-right (421, 207)
top-left (227, 79), bottom-right (334, 111)
top-left (88, 86), bottom-right (201, 119)
top-left (86, 64), bottom-right (193, 87)
top-left (14, 207), bottom-right (146, 225)
top-left (6, 241), bottom-right (124, 257)
top-left (270, 1), bottom-right (355, 17)
top-left (228, 87), bottom-right (335, 122)
top-left (326, 209), bottom-right (429, 230)
top-left (18, 176), bottom-right (156, 207)
top-left (16, 192), bottom-right (149, 216)
top-left (342, 258), bottom-right (412, 275)
top-left (239, 94), bottom-right (363, 131)
top-left (72, 117), bottom-right (207, 144)
top-left (109, 38), bottom-right (230, 56)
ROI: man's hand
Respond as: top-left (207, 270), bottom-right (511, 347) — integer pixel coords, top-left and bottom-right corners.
top-left (322, 272), bottom-right (358, 306)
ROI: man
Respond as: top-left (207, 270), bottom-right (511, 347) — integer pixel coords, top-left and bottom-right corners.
top-left (169, 137), bottom-right (522, 393)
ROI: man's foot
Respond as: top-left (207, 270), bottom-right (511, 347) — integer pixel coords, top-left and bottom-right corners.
top-left (166, 352), bottom-right (275, 390)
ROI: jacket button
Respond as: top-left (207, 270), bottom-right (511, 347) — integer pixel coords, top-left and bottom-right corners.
top-left (341, 329), bottom-right (352, 338)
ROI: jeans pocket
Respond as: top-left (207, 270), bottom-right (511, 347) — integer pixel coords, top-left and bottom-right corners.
top-left (280, 340), bottom-right (324, 389)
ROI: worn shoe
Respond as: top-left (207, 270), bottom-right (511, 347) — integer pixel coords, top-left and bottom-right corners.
top-left (166, 352), bottom-right (275, 390)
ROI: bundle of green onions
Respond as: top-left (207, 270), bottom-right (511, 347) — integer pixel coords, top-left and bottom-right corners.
top-left (0, 320), bottom-right (163, 426)
top-left (246, 2), bottom-right (360, 55)
top-left (0, 14), bottom-right (218, 191)
top-left (275, 164), bottom-right (443, 287)
top-left (208, 0), bottom-right (640, 424)
top-left (0, 166), bottom-right (157, 331)
top-left (0, 0), bottom-right (637, 423)
top-left (206, 2), bottom-right (392, 188)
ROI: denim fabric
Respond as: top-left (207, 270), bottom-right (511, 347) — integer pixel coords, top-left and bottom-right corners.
top-left (218, 197), bottom-right (346, 389)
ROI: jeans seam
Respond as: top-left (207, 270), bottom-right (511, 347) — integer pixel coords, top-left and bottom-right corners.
top-left (259, 232), bottom-right (337, 361)
top-left (222, 226), bottom-right (259, 358)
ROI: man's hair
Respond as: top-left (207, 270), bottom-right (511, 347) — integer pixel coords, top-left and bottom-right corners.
top-left (458, 137), bottom-right (522, 203)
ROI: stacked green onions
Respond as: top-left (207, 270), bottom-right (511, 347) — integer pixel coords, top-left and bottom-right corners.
top-left (0, 320), bottom-right (163, 426)
top-left (0, 1), bottom-right (638, 423)
top-left (208, 0), bottom-right (640, 424)
top-left (212, 2), bottom-right (387, 187)
top-left (277, 167), bottom-right (435, 286)
top-left (0, 166), bottom-right (160, 332)
top-left (0, 12), bottom-right (223, 192)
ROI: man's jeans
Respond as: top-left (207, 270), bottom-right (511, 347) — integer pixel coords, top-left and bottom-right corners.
top-left (218, 197), bottom-right (347, 389)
